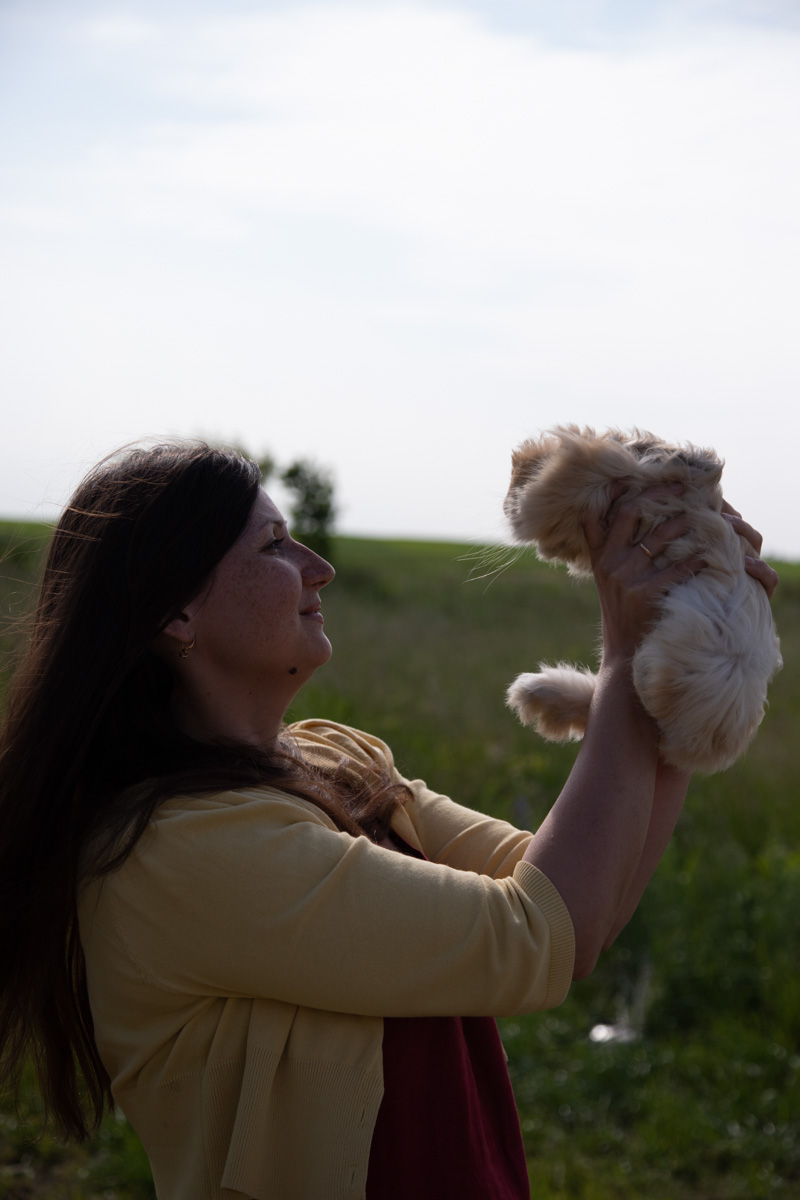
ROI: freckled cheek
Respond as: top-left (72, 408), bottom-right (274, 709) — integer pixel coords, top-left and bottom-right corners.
top-left (243, 577), bottom-right (298, 639)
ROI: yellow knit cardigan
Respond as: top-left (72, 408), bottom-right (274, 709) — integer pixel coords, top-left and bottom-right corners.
top-left (78, 722), bottom-right (574, 1200)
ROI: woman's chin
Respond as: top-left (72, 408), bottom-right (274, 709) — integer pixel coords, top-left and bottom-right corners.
top-left (318, 634), bottom-right (333, 664)
top-left (299, 634), bottom-right (333, 675)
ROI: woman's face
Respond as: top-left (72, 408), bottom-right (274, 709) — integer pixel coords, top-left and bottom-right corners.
top-left (186, 489), bottom-right (335, 687)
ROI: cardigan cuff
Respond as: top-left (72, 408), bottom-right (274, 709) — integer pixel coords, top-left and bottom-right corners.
top-left (513, 860), bottom-right (575, 1008)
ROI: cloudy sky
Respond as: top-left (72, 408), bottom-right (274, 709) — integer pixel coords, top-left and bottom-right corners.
top-left (1, 0), bottom-right (798, 556)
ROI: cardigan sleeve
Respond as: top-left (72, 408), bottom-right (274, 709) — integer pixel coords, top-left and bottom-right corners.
top-left (107, 777), bottom-right (574, 1019)
top-left (288, 719), bottom-right (534, 878)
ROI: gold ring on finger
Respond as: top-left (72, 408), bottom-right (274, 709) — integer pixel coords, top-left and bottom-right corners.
top-left (639, 541), bottom-right (655, 560)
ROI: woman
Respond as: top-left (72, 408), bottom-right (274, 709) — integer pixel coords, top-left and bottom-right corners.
top-left (0, 441), bottom-right (778, 1199)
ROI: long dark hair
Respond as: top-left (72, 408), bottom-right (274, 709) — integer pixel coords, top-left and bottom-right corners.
top-left (0, 441), bottom-right (403, 1141)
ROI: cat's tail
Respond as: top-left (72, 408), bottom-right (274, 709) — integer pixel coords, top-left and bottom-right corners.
top-left (506, 664), bottom-right (597, 741)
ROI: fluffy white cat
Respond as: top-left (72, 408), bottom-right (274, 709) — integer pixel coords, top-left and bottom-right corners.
top-left (503, 426), bottom-right (782, 774)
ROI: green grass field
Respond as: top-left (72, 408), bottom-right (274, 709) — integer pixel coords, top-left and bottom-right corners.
top-left (1, 523), bottom-right (798, 1198)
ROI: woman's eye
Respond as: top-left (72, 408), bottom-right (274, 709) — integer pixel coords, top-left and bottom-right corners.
top-left (263, 537), bottom-right (285, 553)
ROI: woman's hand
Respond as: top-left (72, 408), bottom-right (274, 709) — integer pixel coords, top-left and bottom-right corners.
top-left (722, 501), bottom-right (779, 600)
top-left (582, 485), bottom-right (706, 666)
top-left (536, 491), bottom-right (779, 978)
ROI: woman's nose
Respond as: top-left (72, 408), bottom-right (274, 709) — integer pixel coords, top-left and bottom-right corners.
top-left (302, 547), bottom-right (335, 587)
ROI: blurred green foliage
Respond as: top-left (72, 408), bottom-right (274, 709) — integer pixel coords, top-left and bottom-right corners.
top-left (1, 525), bottom-right (797, 1198)
top-left (279, 459), bottom-right (336, 562)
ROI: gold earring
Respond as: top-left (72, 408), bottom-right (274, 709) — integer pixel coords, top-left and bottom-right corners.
top-left (178, 635), bottom-right (196, 659)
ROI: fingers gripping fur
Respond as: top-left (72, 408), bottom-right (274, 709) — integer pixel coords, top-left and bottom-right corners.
top-left (504, 426), bottom-right (782, 774)
top-left (506, 665), bottom-right (597, 742)
top-left (504, 425), bottom-right (723, 576)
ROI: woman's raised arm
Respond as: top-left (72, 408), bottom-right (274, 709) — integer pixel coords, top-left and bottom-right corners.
top-left (521, 488), bottom-right (703, 978)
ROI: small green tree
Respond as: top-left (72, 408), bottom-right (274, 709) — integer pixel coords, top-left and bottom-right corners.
top-left (280, 459), bottom-right (336, 562)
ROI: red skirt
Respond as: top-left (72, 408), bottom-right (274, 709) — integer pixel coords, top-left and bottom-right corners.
top-left (366, 1013), bottom-right (530, 1198)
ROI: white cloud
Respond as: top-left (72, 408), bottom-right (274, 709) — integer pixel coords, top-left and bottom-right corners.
top-left (1, 2), bottom-right (799, 556)
top-left (82, 15), bottom-right (160, 46)
top-left (0, 204), bottom-right (79, 234)
top-left (54, 7), bottom-right (798, 305)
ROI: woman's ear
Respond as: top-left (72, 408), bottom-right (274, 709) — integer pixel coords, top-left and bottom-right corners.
top-left (155, 612), bottom-right (196, 658)
top-left (162, 612), bottom-right (193, 642)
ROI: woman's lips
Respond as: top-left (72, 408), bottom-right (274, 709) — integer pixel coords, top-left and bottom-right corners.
top-left (301, 608), bottom-right (324, 623)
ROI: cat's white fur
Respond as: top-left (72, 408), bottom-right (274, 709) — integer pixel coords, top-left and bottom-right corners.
top-left (503, 426), bottom-right (782, 774)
